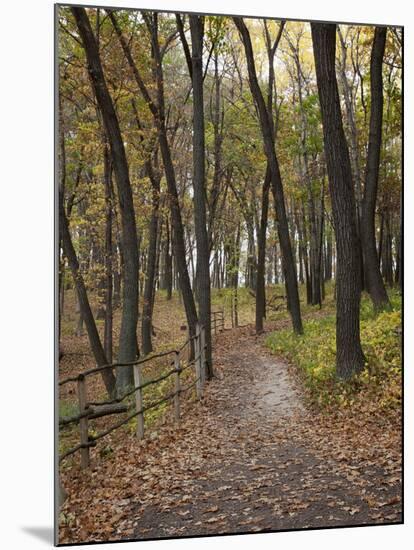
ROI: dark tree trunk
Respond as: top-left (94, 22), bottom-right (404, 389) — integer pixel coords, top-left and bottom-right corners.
top-left (164, 219), bottom-right (173, 299)
top-left (246, 227), bottom-right (257, 290)
top-left (208, 51), bottom-right (224, 243)
top-left (256, 165), bottom-right (271, 333)
top-left (300, 202), bottom-right (312, 305)
top-left (361, 27), bottom-right (390, 311)
top-left (233, 17), bottom-right (303, 334)
top-left (60, 196), bottom-right (116, 396)
top-left (338, 29), bottom-right (365, 291)
top-left (382, 210), bottom-right (394, 286)
top-left (377, 211), bottom-right (384, 268)
top-left (103, 142), bottom-right (113, 364)
top-left (267, 244), bottom-right (274, 285)
top-left (189, 15), bottom-right (213, 378)
top-left (293, 47), bottom-right (321, 307)
top-left (396, 188), bottom-right (402, 291)
top-left (154, 86), bottom-right (199, 340)
top-left (255, 21), bottom-right (284, 332)
top-left (58, 97), bottom-right (66, 352)
top-left (113, 247), bottom-right (121, 309)
top-left (311, 22), bottom-right (365, 379)
top-left (72, 7), bottom-right (140, 393)
top-left (274, 237), bottom-right (279, 285)
top-left (141, 161), bottom-right (160, 356)
top-left (318, 183), bottom-right (326, 305)
top-left (233, 224), bottom-right (241, 326)
top-left (325, 228), bottom-right (333, 281)
top-left (108, 11), bottom-right (198, 340)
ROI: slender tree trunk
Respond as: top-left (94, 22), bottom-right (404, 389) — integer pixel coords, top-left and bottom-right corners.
top-left (311, 22), bottom-right (365, 379)
top-left (103, 142), bottom-right (113, 363)
top-left (361, 26), bottom-right (390, 311)
top-left (338, 29), bottom-right (365, 290)
top-left (256, 165), bottom-right (271, 333)
top-left (208, 52), bottom-right (224, 243)
top-left (60, 197), bottom-right (116, 396)
top-left (108, 11), bottom-right (198, 340)
top-left (274, 236), bottom-right (279, 284)
top-left (255, 22), bottom-right (284, 330)
top-left (233, 224), bottom-right (241, 326)
top-left (293, 49), bottom-right (321, 307)
top-left (397, 188), bottom-right (402, 291)
top-left (234, 17), bottom-right (303, 334)
top-left (300, 202), bottom-right (312, 304)
top-left (164, 219), bottom-right (173, 299)
top-left (73, 7), bottom-right (140, 393)
top-left (325, 227), bottom-right (333, 281)
top-left (58, 96), bottom-right (66, 354)
top-left (189, 15), bottom-right (213, 378)
top-left (318, 182), bottom-right (325, 305)
top-left (142, 162), bottom-right (161, 356)
top-left (382, 210), bottom-right (394, 285)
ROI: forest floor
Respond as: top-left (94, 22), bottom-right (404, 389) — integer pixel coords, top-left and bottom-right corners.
top-left (59, 318), bottom-right (402, 544)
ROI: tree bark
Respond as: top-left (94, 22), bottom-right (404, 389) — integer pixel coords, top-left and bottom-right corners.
top-left (164, 219), bottom-right (173, 299)
top-left (60, 196), bottom-right (116, 396)
top-left (108, 10), bottom-right (199, 342)
top-left (311, 22), bottom-right (365, 379)
top-left (103, 142), bottom-right (113, 364)
top-left (141, 160), bottom-right (160, 356)
top-left (361, 27), bottom-right (390, 311)
top-left (189, 15), bottom-right (213, 378)
top-left (338, 31), bottom-right (365, 291)
top-left (256, 165), bottom-right (271, 333)
top-left (233, 17), bottom-right (303, 334)
top-left (72, 7), bottom-right (140, 393)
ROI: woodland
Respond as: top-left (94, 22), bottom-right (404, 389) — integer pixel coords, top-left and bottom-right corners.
top-left (58, 6), bottom-right (402, 545)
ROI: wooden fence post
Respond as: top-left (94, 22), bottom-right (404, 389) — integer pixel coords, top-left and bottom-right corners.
top-left (187, 327), bottom-right (192, 362)
top-left (133, 363), bottom-right (144, 439)
top-left (173, 351), bottom-right (181, 422)
top-left (200, 325), bottom-right (206, 389)
top-left (195, 323), bottom-right (202, 400)
top-left (77, 375), bottom-right (90, 469)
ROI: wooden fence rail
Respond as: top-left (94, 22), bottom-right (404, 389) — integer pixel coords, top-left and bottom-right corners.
top-left (59, 321), bottom-right (215, 469)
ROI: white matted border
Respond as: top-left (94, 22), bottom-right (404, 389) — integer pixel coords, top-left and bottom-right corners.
top-left (0, 1), bottom-right (411, 549)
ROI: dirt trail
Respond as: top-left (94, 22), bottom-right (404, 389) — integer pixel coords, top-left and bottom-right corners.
top-left (60, 325), bottom-right (401, 544)
top-left (124, 329), bottom-right (401, 540)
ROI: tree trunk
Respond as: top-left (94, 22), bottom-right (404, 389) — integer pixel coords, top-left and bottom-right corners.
top-left (256, 165), bottom-right (271, 333)
top-left (382, 210), bottom-right (394, 286)
top-left (103, 142), bottom-right (113, 363)
top-left (300, 202), bottom-right (312, 304)
top-left (361, 27), bottom-right (390, 310)
top-left (141, 161), bottom-right (160, 356)
top-left (60, 197), bottom-right (116, 396)
top-left (189, 15), bottom-right (213, 378)
top-left (108, 11), bottom-right (199, 341)
top-left (311, 22), bottom-right (365, 379)
top-left (233, 17), bottom-right (303, 334)
top-left (338, 29), bottom-right (365, 290)
top-left (164, 219), bottom-right (173, 299)
top-left (72, 7), bottom-right (140, 393)
top-left (396, 188), bottom-right (402, 291)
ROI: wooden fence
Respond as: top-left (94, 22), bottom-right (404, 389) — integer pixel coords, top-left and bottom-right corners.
top-left (59, 321), bottom-right (217, 469)
top-left (211, 309), bottom-right (225, 335)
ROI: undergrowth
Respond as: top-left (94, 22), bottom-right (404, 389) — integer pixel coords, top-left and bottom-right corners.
top-left (266, 289), bottom-right (402, 412)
